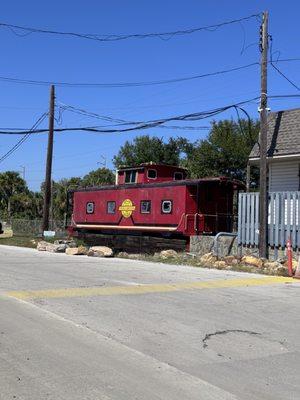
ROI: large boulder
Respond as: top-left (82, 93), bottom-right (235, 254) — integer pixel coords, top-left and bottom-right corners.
top-left (117, 251), bottom-right (129, 258)
top-left (37, 241), bottom-right (67, 253)
top-left (65, 246), bottom-right (88, 256)
top-left (277, 256), bottom-right (287, 264)
top-left (223, 255), bottom-right (239, 266)
top-left (87, 249), bottom-right (104, 257)
top-left (160, 249), bottom-right (178, 259)
top-left (127, 253), bottom-right (143, 260)
top-left (198, 252), bottom-right (217, 265)
top-left (213, 260), bottom-right (227, 269)
top-left (54, 239), bottom-right (77, 248)
top-left (241, 255), bottom-right (263, 268)
top-left (50, 243), bottom-right (68, 253)
top-left (37, 241), bottom-right (48, 251)
top-left (263, 261), bottom-right (288, 276)
top-left (89, 246), bottom-right (113, 257)
top-left (264, 261), bottom-right (282, 270)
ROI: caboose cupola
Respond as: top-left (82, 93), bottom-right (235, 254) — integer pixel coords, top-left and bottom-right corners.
top-left (116, 163), bottom-right (187, 185)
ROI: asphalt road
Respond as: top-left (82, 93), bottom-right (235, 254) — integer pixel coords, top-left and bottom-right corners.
top-left (0, 245), bottom-right (299, 400)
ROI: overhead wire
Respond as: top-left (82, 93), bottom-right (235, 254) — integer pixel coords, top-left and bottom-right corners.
top-left (1, 94), bottom-right (300, 137)
top-left (0, 63), bottom-right (259, 88)
top-left (0, 112), bottom-right (48, 163)
top-left (269, 36), bottom-right (300, 91)
top-left (0, 97), bottom-right (260, 137)
top-left (0, 14), bottom-right (262, 43)
top-left (0, 58), bottom-right (299, 88)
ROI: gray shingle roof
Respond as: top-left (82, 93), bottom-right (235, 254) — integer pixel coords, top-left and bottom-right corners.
top-left (249, 108), bottom-right (300, 159)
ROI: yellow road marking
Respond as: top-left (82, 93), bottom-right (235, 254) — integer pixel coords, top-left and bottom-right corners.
top-left (6, 276), bottom-right (296, 300)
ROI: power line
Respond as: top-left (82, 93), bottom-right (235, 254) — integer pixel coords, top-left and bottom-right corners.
top-left (57, 102), bottom-right (212, 128)
top-left (269, 35), bottom-right (300, 91)
top-left (0, 14), bottom-right (261, 43)
top-left (0, 113), bottom-right (47, 163)
top-left (0, 124), bottom-right (210, 135)
top-left (0, 97), bottom-right (260, 137)
top-left (269, 94), bottom-right (300, 99)
top-left (1, 94), bottom-right (300, 136)
top-left (271, 63), bottom-right (300, 91)
top-left (1, 94), bottom-right (299, 137)
top-left (0, 58), bottom-right (299, 88)
top-left (0, 63), bottom-right (259, 88)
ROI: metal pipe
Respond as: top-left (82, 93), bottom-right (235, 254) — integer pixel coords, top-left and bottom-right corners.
top-left (287, 238), bottom-right (293, 277)
top-left (212, 232), bottom-right (237, 259)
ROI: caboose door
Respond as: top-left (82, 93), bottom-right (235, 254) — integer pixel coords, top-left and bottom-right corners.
top-left (199, 182), bottom-right (218, 234)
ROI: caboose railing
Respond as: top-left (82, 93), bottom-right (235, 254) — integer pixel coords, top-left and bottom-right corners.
top-left (184, 213), bottom-right (235, 235)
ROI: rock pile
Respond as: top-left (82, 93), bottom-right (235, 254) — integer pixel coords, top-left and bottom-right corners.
top-left (160, 249), bottom-right (178, 259)
top-left (197, 251), bottom-right (295, 276)
top-left (37, 239), bottom-right (114, 258)
top-left (65, 245), bottom-right (88, 256)
top-left (87, 246), bottom-right (113, 257)
top-left (37, 239), bottom-right (77, 253)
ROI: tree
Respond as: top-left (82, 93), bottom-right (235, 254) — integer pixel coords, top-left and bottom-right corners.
top-left (186, 119), bottom-right (259, 183)
top-left (0, 171), bottom-right (29, 219)
top-left (82, 168), bottom-right (115, 187)
top-left (112, 135), bottom-right (190, 168)
top-left (51, 177), bottom-right (82, 220)
top-left (40, 170), bottom-right (115, 221)
top-left (9, 192), bottom-right (36, 218)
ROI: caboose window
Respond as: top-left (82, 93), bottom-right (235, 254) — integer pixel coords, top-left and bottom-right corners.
top-left (86, 202), bottom-right (94, 214)
top-left (174, 172), bottom-right (183, 180)
top-left (161, 200), bottom-right (172, 214)
top-left (147, 169), bottom-right (157, 179)
top-left (125, 170), bottom-right (137, 183)
top-left (107, 201), bottom-right (116, 214)
top-left (140, 200), bottom-right (151, 214)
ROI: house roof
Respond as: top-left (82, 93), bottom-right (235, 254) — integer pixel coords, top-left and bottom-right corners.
top-left (249, 108), bottom-right (300, 159)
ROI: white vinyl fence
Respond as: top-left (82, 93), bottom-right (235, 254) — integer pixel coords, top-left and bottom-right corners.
top-left (238, 191), bottom-right (300, 249)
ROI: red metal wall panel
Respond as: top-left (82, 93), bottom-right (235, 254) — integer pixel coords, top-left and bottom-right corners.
top-left (73, 185), bottom-right (190, 233)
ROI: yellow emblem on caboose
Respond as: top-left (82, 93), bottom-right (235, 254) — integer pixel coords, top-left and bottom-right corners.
top-left (119, 199), bottom-right (136, 218)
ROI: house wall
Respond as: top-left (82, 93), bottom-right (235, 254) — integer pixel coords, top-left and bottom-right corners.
top-left (269, 159), bottom-right (300, 192)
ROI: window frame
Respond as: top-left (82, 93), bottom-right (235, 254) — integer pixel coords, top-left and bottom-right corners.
top-left (147, 169), bottom-right (157, 180)
top-left (140, 200), bottom-right (151, 214)
top-left (86, 202), bottom-right (95, 214)
top-left (124, 170), bottom-right (137, 184)
top-left (161, 199), bottom-right (173, 214)
top-left (107, 201), bottom-right (116, 214)
top-left (174, 171), bottom-right (184, 181)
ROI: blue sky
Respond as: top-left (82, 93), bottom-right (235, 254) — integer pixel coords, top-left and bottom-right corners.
top-left (0, 0), bottom-right (299, 191)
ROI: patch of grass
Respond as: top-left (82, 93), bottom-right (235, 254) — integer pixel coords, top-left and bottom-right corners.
top-left (117, 252), bottom-right (290, 277)
top-left (0, 235), bottom-right (39, 248)
top-left (0, 234), bottom-right (84, 250)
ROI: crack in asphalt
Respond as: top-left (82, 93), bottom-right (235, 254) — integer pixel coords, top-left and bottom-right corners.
top-left (202, 329), bottom-right (260, 349)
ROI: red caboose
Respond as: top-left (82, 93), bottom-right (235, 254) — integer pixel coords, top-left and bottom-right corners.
top-left (68, 163), bottom-right (242, 238)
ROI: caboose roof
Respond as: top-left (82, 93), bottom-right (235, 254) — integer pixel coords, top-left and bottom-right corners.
top-left (117, 163), bottom-right (187, 171)
top-left (69, 176), bottom-right (244, 193)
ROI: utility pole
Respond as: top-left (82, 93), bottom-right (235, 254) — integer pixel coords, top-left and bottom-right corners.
top-left (246, 163), bottom-right (250, 192)
top-left (259, 11), bottom-right (269, 258)
top-left (42, 85), bottom-right (55, 233)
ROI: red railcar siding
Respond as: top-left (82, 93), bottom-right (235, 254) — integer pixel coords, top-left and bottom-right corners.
top-left (69, 177), bottom-right (240, 237)
top-left (73, 185), bottom-right (190, 233)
